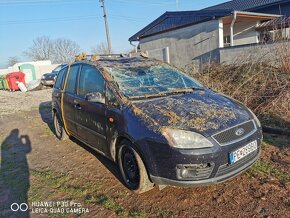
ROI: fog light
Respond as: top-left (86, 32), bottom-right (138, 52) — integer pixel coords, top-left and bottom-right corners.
top-left (180, 168), bottom-right (191, 178)
top-left (177, 163), bottom-right (214, 180)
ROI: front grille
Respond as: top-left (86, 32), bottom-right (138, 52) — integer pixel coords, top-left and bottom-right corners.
top-left (216, 150), bottom-right (259, 177)
top-left (212, 120), bottom-right (256, 146)
top-left (176, 163), bottom-right (214, 181)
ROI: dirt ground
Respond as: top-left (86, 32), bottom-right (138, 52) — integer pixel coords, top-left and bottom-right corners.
top-left (0, 89), bottom-right (289, 218)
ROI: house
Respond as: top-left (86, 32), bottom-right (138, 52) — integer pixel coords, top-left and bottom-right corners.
top-left (129, 0), bottom-right (290, 68)
top-left (203, 0), bottom-right (290, 15)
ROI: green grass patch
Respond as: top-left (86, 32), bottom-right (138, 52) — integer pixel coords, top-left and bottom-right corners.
top-left (263, 134), bottom-right (290, 150)
top-left (30, 170), bottom-right (148, 217)
top-left (156, 208), bottom-right (175, 218)
top-left (249, 160), bottom-right (290, 183)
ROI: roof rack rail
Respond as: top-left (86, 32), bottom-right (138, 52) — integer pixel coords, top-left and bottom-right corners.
top-left (75, 53), bottom-right (131, 62)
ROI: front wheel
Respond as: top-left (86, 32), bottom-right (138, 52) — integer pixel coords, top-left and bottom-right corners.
top-left (53, 112), bottom-right (68, 140)
top-left (118, 141), bottom-right (154, 194)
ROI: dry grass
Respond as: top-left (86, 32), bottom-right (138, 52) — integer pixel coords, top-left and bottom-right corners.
top-left (188, 43), bottom-right (290, 129)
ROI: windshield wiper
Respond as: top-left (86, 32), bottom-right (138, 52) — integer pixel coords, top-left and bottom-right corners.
top-left (165, 87), bottom-right (205, 94)
top-left (129, 87), bottom-right (205, 100)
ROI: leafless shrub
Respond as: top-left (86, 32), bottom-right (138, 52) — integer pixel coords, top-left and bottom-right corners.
top-left (7, 56), bottom-right (20, 67)
top-left (189, 45), bottom-right (290, 128)
top-left (91, 42), bottom-right (111, 55)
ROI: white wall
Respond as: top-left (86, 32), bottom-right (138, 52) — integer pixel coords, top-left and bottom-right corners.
top-left (220, 40), bottom-right (290, 64)
top-left (139, 19), bottom-right (220, 69)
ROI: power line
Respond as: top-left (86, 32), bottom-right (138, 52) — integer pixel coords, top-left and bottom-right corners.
top-left (112, 0), bottom-right (175, 6)
top-left (0, 15), bottom-right (98, 25)
top-left (0, 14), bottom-right (147, 26)
top-left (0, 0), bottom-right (96, 6)
top-left (107, 14), bottom-right (147, 22)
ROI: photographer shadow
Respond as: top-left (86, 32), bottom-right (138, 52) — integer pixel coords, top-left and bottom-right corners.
top-left (0, 129), bottom-right (31, 218)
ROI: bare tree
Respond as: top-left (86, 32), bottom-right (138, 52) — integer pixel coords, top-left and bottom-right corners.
top-left (52, 38), bottom-right (80, 63)
top-left (24, 36), bottom-right (53, 61)
top-left (24, 36), bottom-right (81, 63)
top-left (7, 56), bottom-right (20, 67)
top-left (91, 42), bottom-right (111, 55)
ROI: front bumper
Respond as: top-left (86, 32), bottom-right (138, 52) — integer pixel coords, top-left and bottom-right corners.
top-left (139, 128), bottom-right (262, 187)
top-left (150, 149), bottom-right (260, 187)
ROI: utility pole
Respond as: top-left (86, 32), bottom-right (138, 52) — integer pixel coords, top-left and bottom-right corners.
top-left (100, 0), bottom-right (112, 54)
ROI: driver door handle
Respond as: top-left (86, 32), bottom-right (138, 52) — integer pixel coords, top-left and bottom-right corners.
top-left (74, 104), bottom-right (82, 110)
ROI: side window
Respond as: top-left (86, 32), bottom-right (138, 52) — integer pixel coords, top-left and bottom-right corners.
top-left (54, 67), bottom-right (67, 89)
top-left (65, 65), bottom-right (79, 94)
top-left (78, 65), bottom-right (105, 97)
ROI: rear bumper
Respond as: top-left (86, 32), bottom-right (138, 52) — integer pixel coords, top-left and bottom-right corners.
top-left (150, 149), bottom-right (261, 187)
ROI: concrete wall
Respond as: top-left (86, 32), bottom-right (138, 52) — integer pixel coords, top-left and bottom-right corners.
top-left (223, 20), bottom-right (259, 47)
top-left (220, 40), bottom-right (290, 64)
top-left (139, 19), bottom-right (220, 69)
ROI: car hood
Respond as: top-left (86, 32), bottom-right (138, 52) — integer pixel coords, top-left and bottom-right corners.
top-left (132, 90), bottom-right (252, 136)
top-left (43, 72), bottom-right (57, 77)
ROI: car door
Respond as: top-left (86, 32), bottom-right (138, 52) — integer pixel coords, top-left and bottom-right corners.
top-left (104, 86), bottom-right (124, 157)
top-left (75, 64), bottom-right (107, 152)
top-left (62, 64), bottom-right (80, 136)
top-left (52, 66), bottom-right (68, 116)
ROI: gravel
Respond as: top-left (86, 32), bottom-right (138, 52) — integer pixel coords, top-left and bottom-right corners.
top-left (0, 89), bottom-right (52, 116)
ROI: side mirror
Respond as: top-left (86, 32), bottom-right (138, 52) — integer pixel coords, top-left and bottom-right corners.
top-left (85, 92), bottom-right (105, 104)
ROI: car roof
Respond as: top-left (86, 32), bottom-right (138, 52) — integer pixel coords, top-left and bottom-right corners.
top-left (79, 57), bottom-right (160, 70)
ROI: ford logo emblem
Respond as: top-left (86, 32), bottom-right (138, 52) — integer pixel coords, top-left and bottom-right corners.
top-left (235, 128), bottom-right (245, 136)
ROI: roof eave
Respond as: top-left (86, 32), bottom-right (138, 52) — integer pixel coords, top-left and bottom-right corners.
top-left (233, 10), bottom-right (282, 18)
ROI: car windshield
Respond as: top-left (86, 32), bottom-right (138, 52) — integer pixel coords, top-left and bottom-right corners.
top-left (108, 64), bottom-right (204, 98)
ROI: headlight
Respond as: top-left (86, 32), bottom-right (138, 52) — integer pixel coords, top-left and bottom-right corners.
top-left (162, 128), bottom-right (213, 149)
top-left (41, 75), bottom-right (46, 79)
top-left (248, 109), bottom-right (261, 127)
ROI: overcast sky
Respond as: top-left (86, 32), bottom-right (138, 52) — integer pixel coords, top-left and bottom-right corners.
top-left (0, 0), bottom-right (227, 68)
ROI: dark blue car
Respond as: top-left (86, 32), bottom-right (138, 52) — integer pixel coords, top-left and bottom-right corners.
top-left (52, 56), bottom-right (262, 193)
top-left (41, 64), bottom-right (67, 87)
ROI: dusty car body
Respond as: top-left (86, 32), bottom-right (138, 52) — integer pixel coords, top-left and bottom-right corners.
top-left (51, 56), bottom-right (262, 193)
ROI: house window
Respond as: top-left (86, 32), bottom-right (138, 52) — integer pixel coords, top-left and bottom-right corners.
top-left (223, 35), bottom-right (231, 47)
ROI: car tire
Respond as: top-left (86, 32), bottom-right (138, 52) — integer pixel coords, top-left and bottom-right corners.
top-left (118, 140), bottom-right (154, 194)
top-left (53, 112), bottom-right (68, 140)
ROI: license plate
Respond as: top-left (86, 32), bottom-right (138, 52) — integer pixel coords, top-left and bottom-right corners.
top-left (230, 141), bottom-right (257, 164)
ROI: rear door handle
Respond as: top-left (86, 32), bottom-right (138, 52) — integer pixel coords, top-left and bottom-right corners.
top-left (74, 104), bottom-right (82, 110)
top-left (73, 99), bottom-right (82, 110)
